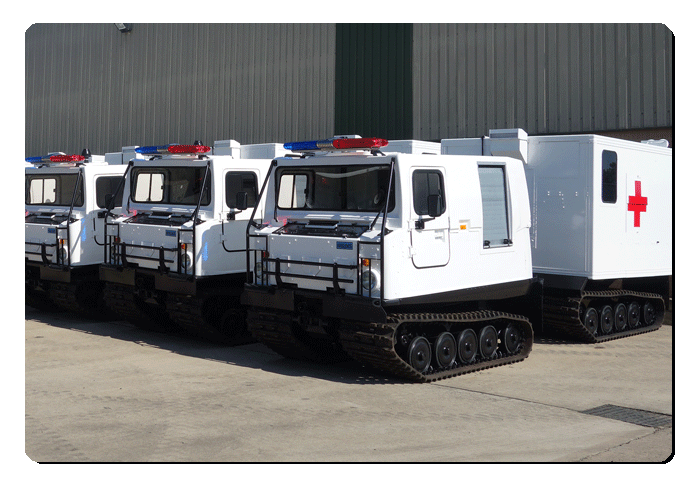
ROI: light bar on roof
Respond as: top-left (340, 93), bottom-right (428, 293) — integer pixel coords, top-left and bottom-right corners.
top-left (134, 144), bottom-right (211, 155)
top-left (284, 137), bottom-right (389, 152)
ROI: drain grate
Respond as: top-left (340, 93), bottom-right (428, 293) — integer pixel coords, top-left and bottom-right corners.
top-left (581, 404), bottom-right (672, 428)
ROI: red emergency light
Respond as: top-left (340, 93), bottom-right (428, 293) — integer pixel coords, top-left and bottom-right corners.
top-left (332, 138), bottom-right (388, 150)
top-left (50, 155), bottom-right (85, 163)
top-left (167, 144), bottom-right (211, 154)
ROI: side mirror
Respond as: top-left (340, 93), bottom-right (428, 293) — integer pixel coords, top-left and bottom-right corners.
top-left (235, 191), bottom-right (249, 211)
top-left (427, 194), bottom-right (442, 218)
top-left (104, 194), bottom-right (113, 209)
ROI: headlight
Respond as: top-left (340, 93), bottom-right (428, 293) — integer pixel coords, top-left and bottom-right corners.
top-left (361, 269), bottom-right (380, 291)
top-left (180, 251), bottom-right (193, 271)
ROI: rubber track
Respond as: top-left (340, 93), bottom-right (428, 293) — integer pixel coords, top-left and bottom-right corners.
top-left (25, 287), bottom-right (58, 312)
top-left (103, 283), bottom-right (175, 332)
top-left (247, 309), bottom-right (533, 382)
top-left (338, 311), bottom-right (533, 383)
top-left (48, 282), bottom-right (83, 314)
top-left (543, 289), bottom-right (665, 343)
top-left (166, 295), bottom-right (219, 337)
top-left (166, 294), bottom-right (254, 346)
top-left (247, 311), bottom-right (348, 363)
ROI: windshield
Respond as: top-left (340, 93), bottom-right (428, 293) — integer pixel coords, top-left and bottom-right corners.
top-left (130, 166), bottom-right (211, 205)
top-left (26, 173), bottom-right (84, 207)
top-left (276, 165), bottom-right (394, 212)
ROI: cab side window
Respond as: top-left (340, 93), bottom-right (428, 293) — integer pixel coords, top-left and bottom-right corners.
top-left (96, 176), bottom-right (124, 208)
top-left (225, 171), bottom-right (258, 208)
top-left (412, 170), bottom-right (446, 216)
top-left (478, 165), bottom-right (511, 247)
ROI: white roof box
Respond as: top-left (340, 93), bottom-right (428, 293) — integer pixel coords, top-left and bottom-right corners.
top-left (382, 140), bottom-right (440, 155)
top-left (213, 139), bottom-right (242, 158)
top-left (241, 143), bottom-right (286, 159)
top-left (441, 128), bottom-right (529, 163)
top-left (488, 128), bottom-right (528, 163)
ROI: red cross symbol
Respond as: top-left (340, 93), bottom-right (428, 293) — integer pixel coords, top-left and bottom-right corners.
top-left (628, 180), bottom-right (648, 227)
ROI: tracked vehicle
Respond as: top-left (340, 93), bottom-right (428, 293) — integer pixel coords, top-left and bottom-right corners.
top-left (241, 137), bottom-right (537, 382)
top-left (25, 148), bottom-right (135, 315)
top-left (99, 140), bottom-right (284, 342)
top-left (442, 129), bottom-right (672, 342)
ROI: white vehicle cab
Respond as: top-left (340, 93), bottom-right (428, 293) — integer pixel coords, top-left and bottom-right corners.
top-left (241, 136), bottom-right (537, 382)
top-left (442, 129), bottom-right (672, 341)
top-left (25, 148), bottom-right (134, 314)
top-left (100, 140), bottom-right (283, 343)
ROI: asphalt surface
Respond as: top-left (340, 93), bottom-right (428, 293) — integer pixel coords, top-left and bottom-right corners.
top-left (23, 306), bottom-right (674, 464)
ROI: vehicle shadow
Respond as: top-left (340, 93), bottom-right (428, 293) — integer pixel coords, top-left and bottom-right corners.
top-left (25, 307), bottom-right (406, 386)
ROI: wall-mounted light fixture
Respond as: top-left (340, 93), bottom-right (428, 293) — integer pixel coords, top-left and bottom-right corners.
top-left (115, 23), bottom-right (133, 33)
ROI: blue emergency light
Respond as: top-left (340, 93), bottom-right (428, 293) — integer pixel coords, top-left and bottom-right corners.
top-left (283, 140), bottom-right (325, 151)
top-left (134, 145), bottom-right (173, 155)
top-left (26, 156), bottom-right (47, 163)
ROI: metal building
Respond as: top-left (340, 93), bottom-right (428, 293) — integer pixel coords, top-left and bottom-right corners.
top-left (25, 23), bottom-right (673, 156)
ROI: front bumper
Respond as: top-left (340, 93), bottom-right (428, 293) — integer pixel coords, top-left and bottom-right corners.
top-left (99, 265), bottom-right (196, 296)
top-left (241, 284), bottom-right (387, 323)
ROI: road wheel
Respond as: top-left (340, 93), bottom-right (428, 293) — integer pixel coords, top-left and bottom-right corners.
top-left (407, 336), bottom-right (431, 373)
top-left (433, 332), bottom-right (456, 368)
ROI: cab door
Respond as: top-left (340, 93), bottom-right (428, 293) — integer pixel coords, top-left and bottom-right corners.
top-left (410, 168), bottom-right (450, 268)
top-left (90, 174), bottom-right (125, 264)
top-left (221, 170), bottom-right (261, 255)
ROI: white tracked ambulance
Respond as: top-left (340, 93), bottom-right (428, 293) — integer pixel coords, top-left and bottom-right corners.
top-left (241, 137), bottom-right (538, 382)
top-left (442, 129), bottom-right (672, 342)
top-left (99, 140), bottom-right (284, 343)
top-left (25, 149), bottom-right (135, 315)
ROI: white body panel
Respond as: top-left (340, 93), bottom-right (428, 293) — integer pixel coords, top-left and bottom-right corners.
top-left (108, 143), bottom-right (279, 277)
top-left (25, 154), bottom-right (130, 268)
top-left (442, 132), bottom-right (672, 280)
top-left (253, 152), bottom-right (532, 302)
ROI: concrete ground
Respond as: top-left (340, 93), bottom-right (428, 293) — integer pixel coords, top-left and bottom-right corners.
top-left (23, 306), bottom-right (674, 464)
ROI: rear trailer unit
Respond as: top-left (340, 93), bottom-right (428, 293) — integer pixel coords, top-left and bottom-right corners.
top-left (442, 129), bottom-right (672, 342)
top-left (241, 137), bottom-right (537, 382)
top-left (25, 149), bottom-right (134, 315)
top-left (99, 140), bottom-right (283, 342)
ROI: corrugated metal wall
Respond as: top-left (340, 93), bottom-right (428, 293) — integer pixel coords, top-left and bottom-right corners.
top-left (412, 24), bottom-right (673, 140)
top-left (25, 23), bottom-right (336, 156)
top-left (26, 23), bottom-right (673, 156)
top-left (335, 24), bottom-right (413, 140)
